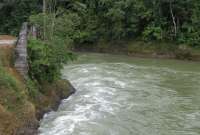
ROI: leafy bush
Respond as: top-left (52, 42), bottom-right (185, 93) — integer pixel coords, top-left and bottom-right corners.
top-left (26, 78), bottom-right (40, 99)
top-left (29, 6), bottom-right (78, 84)
top-left (28, 38), bottom-right (75, 83)
top-left (143, 23), bottom-right (163, 41)
top-left (28, 39), bottom-right (58, 83)
top-left (178, 26), bottom-right (200, 47)
top-left (175, 45), bottom-right (192, 60)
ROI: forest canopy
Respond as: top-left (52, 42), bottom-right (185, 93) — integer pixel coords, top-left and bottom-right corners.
top-left (0, 0), bottom-right (200, 47)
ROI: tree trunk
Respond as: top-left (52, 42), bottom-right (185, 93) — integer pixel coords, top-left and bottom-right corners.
top-left (43, 0), bottom-right (46, 40)
top-left (170, 0), bottom-right (177, 38)
top-left (50, 0), bottom-right (57, 40)
top-left (43, 0), bottom-right (46, 14)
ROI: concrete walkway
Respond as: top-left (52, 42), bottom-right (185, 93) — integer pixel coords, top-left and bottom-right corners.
top-left (0, 35), bottom-right (17, 45)
top-left (0, 40), bottom-right (16, 45)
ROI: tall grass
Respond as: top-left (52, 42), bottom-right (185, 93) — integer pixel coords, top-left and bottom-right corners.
top-left (0, 66), bottom-right (19, 91)
top-left (0, 46), bottom-right (14, 67)
top-left (0, 47), bottom-right (18, 91)
top-left (0, 47), bottom-right (25, 111)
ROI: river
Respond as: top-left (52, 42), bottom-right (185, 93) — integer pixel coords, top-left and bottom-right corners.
top-left (39, 53), bottom-right (200, 135)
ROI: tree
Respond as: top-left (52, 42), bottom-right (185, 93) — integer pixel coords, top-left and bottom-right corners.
top-left (1, 0), bottom-right (200, 47)
top-left (0, 0), bottom-right (40, 35)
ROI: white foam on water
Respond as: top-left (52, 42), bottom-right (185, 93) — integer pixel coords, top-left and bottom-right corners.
top-left (39, 62), bottom-right (200, 135)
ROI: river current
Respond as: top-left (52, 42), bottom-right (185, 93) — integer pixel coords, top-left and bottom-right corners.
top-left (39, 53), bottom-right (200, 135)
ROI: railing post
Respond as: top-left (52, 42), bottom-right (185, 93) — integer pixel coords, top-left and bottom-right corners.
top-left (30, 26), bottom-right (37, 39)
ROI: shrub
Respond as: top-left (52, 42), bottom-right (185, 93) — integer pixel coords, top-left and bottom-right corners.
top-left (26, 78), bottom-right (40, 99)
top-left (143, 24), bottom-right (163, 41)
top-left (28, 38), bottom-right (75, 83)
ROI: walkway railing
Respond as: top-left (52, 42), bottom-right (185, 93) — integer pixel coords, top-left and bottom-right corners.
top-left (14, 22), bottom-right (28, 78)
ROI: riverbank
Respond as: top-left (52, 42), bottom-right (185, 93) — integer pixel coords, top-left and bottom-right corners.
top-left (74, 40), bottom-right (200, 61)
top-left (0, 45), bottom-right (76, 135)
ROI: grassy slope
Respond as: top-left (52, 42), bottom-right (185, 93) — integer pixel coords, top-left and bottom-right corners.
top-left (75, 40), bottom-right (200, 61)
top-left (0, 46), bottom-right (74, 135)
top-left (0, 46), bottom-right (30, 134)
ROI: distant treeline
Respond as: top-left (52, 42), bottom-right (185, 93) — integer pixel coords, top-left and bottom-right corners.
top-left (0, 0), bottom-right (200, 47)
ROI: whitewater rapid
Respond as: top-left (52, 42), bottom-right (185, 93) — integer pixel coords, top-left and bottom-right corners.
top-left (39, 53), bottom-right (200, 135)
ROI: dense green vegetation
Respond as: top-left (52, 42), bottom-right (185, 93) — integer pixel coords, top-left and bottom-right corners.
top-left (1, 0), bottom-right (200, 48)
top-left (0, 0), bottom-right (39, 35)
top-left (28, 38), bottom-right (75, 83)
top-left (0, 0), bottom-right (76, 116)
